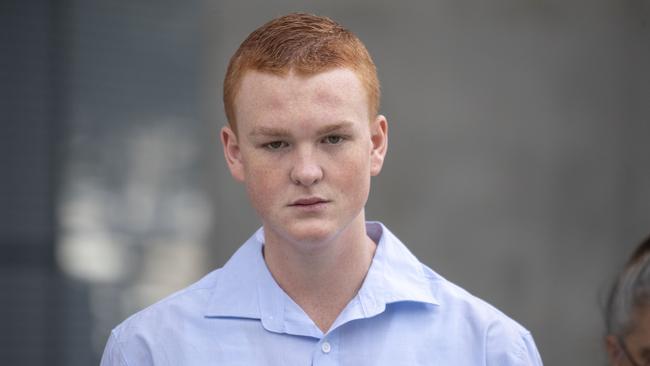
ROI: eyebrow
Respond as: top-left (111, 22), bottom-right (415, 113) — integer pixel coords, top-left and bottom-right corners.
top-left (248, 126), bottom-right (291, 138)
top-left (316, 121), bottom-right (354, 135)
top-left (248, 121), bottom-right (355, 138)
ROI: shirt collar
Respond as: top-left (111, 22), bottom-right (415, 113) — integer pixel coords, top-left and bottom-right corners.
top-left (204, 222), bottom-right (440, 330)
top-left (356, 222), bottom-right (440, 318)
top-left (204, 227), bottom-right (323, 337)
top-left (204, 230), bottom-right (265, 319)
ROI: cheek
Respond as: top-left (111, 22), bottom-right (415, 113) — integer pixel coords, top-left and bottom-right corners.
top-left (243, 163), bottom-right (283, 212)
top-left (334, 149), bottom-right (372, 196)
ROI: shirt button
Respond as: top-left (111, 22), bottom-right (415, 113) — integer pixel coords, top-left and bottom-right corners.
top-left (321, 341), bottom-right (331, 354)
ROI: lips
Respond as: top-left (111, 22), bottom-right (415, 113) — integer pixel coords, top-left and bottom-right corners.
top-left (290, 197), bottom-right (329, 206)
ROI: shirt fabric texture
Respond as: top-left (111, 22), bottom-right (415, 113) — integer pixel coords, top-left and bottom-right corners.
top-left (100, 222), bottom-right (543, 365)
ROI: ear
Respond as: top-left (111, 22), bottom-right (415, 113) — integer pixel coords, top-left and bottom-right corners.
top-left (605, 335), bottom-right (622, 366)
top-left (369, 114), bottom-right (388, 176)
top-left (221, 125), bottom-right (245, 182)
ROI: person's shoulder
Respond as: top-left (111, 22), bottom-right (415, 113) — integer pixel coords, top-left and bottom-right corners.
top-left (422, 264), bottom-right (526, 331)
top-left (100, 268), bottom-right (224, 365)
top-left (420, 265), bottom-right (543, 365)
top-left (110, 267), bottom-right (222, 340)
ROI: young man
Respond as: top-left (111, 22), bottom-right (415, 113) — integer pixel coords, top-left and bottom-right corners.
top-left (101, 13), bottom-right (543, 365)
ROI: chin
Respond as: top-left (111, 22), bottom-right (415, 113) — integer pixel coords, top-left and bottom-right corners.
top-left (278, 221), bottom-right (343, 246)
top-left (290, 226), bottom-right (337, 244)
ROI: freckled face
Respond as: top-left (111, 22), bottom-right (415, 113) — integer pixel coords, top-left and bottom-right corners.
top-left (221, 68), bottom-right (387, 249)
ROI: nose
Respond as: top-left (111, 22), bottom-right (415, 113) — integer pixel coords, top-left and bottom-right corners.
top-left (290, 148), bottom-right (323, 186)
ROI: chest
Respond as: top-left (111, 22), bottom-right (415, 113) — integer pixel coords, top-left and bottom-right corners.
top-left (143, 311), bottom-right (486, 366)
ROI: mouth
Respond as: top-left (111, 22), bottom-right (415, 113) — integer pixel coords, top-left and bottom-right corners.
top-left (289, 197), bottom-right (330, 207)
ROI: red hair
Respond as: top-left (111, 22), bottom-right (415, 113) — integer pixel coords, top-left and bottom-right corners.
top-left (223, 13), bottom-right (380, 132)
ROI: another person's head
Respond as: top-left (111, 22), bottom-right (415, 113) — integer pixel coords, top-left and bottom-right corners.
top-left (605, 235), bottom-right (650, 366)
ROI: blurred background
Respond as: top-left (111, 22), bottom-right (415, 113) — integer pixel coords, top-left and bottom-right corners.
top-left (2, 0), bottom-right (649, 364)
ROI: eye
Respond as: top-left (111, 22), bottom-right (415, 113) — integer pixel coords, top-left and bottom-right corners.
top-left (323, 135), bottom-right (344, 145)
top-left (264, 141), bottom-right (288, 150)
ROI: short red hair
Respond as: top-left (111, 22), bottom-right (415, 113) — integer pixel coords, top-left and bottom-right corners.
top-left (223, 13), bottom-right (380, 132)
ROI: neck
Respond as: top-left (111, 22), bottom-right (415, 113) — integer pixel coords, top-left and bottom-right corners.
top-left (262, 214), bottom-right (377, 333)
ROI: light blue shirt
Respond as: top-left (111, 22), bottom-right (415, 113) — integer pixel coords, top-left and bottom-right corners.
top-left (101, 222), bottom-right (543, 365)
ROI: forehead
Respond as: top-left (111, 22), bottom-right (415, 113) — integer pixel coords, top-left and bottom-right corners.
top-left (233, 68), bottom-right (369, 127)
